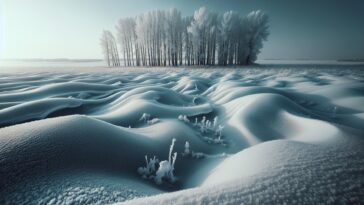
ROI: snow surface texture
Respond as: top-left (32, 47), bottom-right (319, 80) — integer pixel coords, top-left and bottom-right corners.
top-left (0, 65), bottom-right (364, 204)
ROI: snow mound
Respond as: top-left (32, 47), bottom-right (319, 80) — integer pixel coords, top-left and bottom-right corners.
top-left (1, 66), bottom-right (364, 204)
top-left (222, 93), bottom-right (341, 149)
top-left (119, 139), bottom-right (364, 205)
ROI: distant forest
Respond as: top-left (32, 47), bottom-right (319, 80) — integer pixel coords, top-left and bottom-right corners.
top-left (100, 7), bottom-right (269, 67)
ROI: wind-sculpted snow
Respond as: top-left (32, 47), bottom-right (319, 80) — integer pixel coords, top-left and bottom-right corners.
top-left (0, 65), bottom-right (364, 204)
top-left (120, 139), bottom-right (364, 205)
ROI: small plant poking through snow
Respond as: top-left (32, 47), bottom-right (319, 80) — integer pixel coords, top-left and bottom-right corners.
top-left (213, 116), bottom-right (218, 128)
top-left (147, 118), bottom-right (160, 125)
top-left (182, 141), bottom-right (206, 159)
top-left (178, 114), bottom-right (226, 145)
top-left (192, 115), bottom-right (227, 145)
top-left (155, 138), bottom-right (178, 184)
top-left (138, 138), bottom-right (178, 185)
top-left (184, 141), bottom-right (190, 155)
top-left (139, 113), bottom-right (151, 122)
top-left (178, 115), bottom-right (226, 146)
top-left (111, 81), bottom-right (122, 86)
top-left (194, 83), bottom-right (199, 91)
top-left (137, 156), bottom-right (159, 179)
top-left (178, 115), bottom-right (190, 123)
top-left (139, 113), bottom-right (160, 125)
top-left (216, 125), bottom-right (224, 139)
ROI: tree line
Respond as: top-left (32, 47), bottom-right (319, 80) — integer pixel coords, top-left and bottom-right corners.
top-left (100, 7), bottom-right (269, 67)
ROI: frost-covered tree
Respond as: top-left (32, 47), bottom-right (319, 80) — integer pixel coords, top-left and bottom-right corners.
top-left (188, 7), bottom-right (219, 65)
top-left (165, 8), bottom-right (183, 66)
top-left (100, 30), bottom-right (120, 67)
top-left (106, 7), bottom-right (269, 67)
top-left (182, 16), bottom-right (193, 65)
top-left (244, 10), bottom-right (269, 65)
top-left (218, 11), bottom-right (241, 65)
top-left (116, 18), bottom-right (137, 66)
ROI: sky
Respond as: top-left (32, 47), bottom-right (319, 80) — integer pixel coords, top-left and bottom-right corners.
top-left (1, 0), bottom-right (363, 60)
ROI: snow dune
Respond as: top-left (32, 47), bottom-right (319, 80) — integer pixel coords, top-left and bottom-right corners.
top-left (121, 139), bottom-right (364, 205)
top-left (0, 66), bottom-right (363, 204)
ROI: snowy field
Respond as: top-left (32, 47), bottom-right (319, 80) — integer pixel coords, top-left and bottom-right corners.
top-left (0, 65), bottom-right (364, 204)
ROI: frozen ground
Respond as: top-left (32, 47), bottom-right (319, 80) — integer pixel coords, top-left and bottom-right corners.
top-left (0, 65), bottom-right (364, 204)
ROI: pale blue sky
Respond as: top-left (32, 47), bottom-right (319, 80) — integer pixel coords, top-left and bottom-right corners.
top-left (1, 0), bottom-right (363, 60)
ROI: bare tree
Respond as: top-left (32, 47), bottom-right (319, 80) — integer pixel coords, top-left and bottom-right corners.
top-left (100, 30), bottom-right (120, 67)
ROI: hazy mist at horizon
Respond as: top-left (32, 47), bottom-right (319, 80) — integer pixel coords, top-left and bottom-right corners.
top-left (1, 0), bottom-right (363, 60)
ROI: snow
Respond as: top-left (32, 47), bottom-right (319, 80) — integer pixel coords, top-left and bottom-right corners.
top-left (0, 65), bottom-right (363, 204)
top-left (120, 139), bottom-right (364, 205)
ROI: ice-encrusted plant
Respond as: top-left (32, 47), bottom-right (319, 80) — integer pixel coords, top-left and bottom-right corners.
top-left (213, 116), bottom-right (218, 128)
top-left (137, 156), bottom-right (159, 179)
top-left (137, 138), bottom-right (178, 185)
top-left (139, 113), bottom-right (151, 122)
top-left (178, 115), bottom-right (190, 123)
top-left (182, 141), bottom-right (205, 159)
top-left (194, 117), bottom-right (198, 126)
top-left (179, 114), bottom-right (226, 145)
top-left (140, 113), bottom-right (160, 125)
top-left (199, 116), bottom-right (207, 133)
top-left (216, 125), bottom-right (224, 139)
top-left (194, 83), bottom-right (199, 91)
top-left (184, 141), bottom-right (190, 155)
top-left (147, 118), bottom-right (160, 125)
top-left (155, 138), bottom-right (178, 184)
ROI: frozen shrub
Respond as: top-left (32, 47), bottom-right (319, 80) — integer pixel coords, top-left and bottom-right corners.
top-left (112, 81), bottom-right (122, 86)
top-left (203, 136), bottom-right (225, 145)
top-left (194, 83), bottom-right (199, 91)
top-left (139, 138), bottom-right (179, 185)
top-left (184, 141), bottom-right (190, 155)
top-left (216, 125), bottom-right (224, 138)
top-left (192, 115), bottom-right (223, 135)
top-left (199, 116), bottom-right (207, 133)
top-left (182, 141), bottom-right (206, 159)
top-left (139, 113), bottom-right (151, 122)
top-left (155, 153), bottom-right (177, 184)
top-left (155, 138), bottom-right (178, 184)
top-left (137, 155), bottom-right (159, 179)
top-left (206, 120), bottom-right (211, 128)
top-left (147, 118), bottom-right (160, 125)
top-left (192, 152), bottom-right (205, 159)
top-left (213, 116), bottom-right (218, 128)
top-left (168, 138), bottom-right (176, 163)
top-left (178, 115), bottom-right (190, 123)
top-left (201, 116), bottom-right (206, 124)
top-left (200, 125), bottom-right (206, 133)
top-left (194, 118), bottom-right (198, 126)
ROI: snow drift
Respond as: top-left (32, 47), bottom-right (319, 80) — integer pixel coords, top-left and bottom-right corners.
top-left (0, 65), bottom-right (364, 204)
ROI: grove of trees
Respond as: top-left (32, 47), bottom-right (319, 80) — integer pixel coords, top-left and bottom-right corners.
top-left (100, 7), bottom-right (269, 67)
